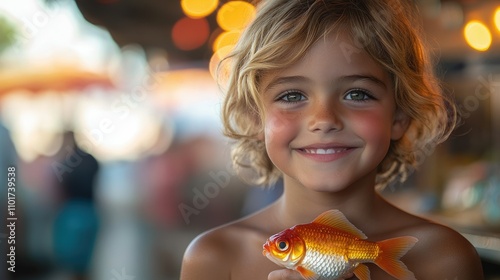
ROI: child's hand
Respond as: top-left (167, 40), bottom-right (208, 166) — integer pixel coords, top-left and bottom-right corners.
top-left (268, 269), bottom-right (303, 280)
top-left (268, 269), bottom-right (354, 280)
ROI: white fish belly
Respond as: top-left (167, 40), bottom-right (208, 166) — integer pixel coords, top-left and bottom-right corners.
top-left (301, 248), bottom-right (356, 279)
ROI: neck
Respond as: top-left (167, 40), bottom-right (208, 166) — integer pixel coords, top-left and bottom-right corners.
top-left (272, 173), bottom-right (383, 230)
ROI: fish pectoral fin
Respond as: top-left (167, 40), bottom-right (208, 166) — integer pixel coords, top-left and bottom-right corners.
top-left (296, 266), bottom-right (320, 280)
top-left (353, 264), bottom-right (370, 280)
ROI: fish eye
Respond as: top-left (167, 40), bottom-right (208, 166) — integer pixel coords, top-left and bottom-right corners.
top-left (277, 241), bottom-right (288, 251)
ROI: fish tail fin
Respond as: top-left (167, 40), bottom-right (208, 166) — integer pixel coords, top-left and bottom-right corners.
top-left (375, 236), bottom-right (418, 280)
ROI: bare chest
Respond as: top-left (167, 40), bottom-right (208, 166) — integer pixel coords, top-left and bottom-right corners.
top-left (230, 232), bottom-right (283, 280)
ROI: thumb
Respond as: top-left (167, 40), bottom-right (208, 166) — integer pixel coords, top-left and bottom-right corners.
top-left (268, 269), bottom-right (304, 280)
top-left (268, 269), bottom-right (355, 280)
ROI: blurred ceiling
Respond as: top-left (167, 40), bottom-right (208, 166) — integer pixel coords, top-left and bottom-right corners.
top-left (72, 0), bottom-right (500, 67)
top-left (74, 0), bottom-right (215, 66)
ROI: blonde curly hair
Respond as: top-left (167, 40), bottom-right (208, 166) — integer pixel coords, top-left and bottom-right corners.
top-left (219, 0), bottom-right (457, 189)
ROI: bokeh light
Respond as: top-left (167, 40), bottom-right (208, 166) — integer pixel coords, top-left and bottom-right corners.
top-left (171, 17), bottom-right (210, 51)
top-left (210, 1), bottom-right (256, 80)
top-left (216, 1), bottom-right (255, 31)
top-left (464, 20), bottom-right (492, 51)
top-left (1, 91), bottom-right (64, 161)
top-left (73, 93), bottom-right (162, 162)
top-left (209, 45), bottom-right (232, 84)
top-left (213, 31), bottom-right (241, 52)
top-left (494, 7), bottom-right (500, 32)
top-left (181, 0), bottom-right (219, 19)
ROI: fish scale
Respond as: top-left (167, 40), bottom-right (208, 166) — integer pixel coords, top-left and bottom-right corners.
top-left (263, 210), bottom-right (418, 280)
top-left (296, 224), bottom-right (378, 278)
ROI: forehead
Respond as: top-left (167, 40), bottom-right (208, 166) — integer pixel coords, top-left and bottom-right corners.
top-left (261, 32), bottom-right (390, 88)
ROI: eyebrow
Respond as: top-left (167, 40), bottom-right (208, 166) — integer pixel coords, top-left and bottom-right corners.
top-left (264, 75), bottom-right (311, 92)
top-left (264, 74), bottom-right (388, 92)
top-left (339, 74), bottom-right (388, 90)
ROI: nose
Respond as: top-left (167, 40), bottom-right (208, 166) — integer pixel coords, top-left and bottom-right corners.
top-left (308, 102), bottom-right (342, 133)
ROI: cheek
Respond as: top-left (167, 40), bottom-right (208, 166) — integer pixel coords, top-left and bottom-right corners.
top-left (350, 111), bottom-right (393, 145)
top-left (264, 110), bottom-right (301, 144)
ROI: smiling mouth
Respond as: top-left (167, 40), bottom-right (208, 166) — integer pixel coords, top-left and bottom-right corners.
top-left (302, 148), bottom-right (348, 154)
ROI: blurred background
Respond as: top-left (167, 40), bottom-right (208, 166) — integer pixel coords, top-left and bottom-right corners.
top-left (0, 0), bottom-right (498, 279)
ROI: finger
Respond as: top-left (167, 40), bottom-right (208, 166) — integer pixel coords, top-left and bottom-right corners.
top-left (268, 269), bottom-right (354, 280)
top-left (341, 272), bottom-right (354, 279)
top-left (268, 269), bottom-right (304, 280)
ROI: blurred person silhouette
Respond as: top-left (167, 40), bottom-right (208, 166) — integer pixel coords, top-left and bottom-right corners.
top-left (52, 131), bottom-right (100, 280)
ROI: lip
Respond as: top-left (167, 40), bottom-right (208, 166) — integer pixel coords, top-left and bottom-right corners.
top-left (295, 143), bottom-right (356, 162)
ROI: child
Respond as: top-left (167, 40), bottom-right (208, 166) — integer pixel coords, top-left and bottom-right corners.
top-left (180, 0), bottom-right (484, 279)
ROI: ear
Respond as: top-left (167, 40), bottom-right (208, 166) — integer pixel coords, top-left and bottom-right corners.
top-left (391, 110), bottom-right (410, 140)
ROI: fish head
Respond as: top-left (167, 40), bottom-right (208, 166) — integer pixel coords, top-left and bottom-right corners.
top-left (262, 228), bottom-right (306, 269)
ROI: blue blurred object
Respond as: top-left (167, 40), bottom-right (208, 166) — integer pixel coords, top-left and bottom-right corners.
top-left (53, 200), bottom-right (99, 274)
top-left (241, 179), bottom-right (283, 216)
top-left (52, 132), bottom-right (101, 276)
top-left (483, 173), bottom-right (500, 227)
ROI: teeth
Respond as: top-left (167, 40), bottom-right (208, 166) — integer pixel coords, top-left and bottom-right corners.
top-left (304, 148), bottom-right (346, 154)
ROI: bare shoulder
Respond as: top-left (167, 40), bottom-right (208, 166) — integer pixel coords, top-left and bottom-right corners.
top-left (180, 222), bottom-right (244, 280)
top-left (401, 217), bottom-right (484, 279)
top-left (180, 208), bottom-right (274, 280)
top-left (180, 226), bottom-right (230, 279)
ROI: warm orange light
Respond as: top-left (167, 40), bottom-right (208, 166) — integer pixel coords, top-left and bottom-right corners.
top-left (494, 7), bottom-right (500, 32)
top-left (213, 31), bottom-right (241, 52)
top-left (464, 20), bottom-right (492, 51)
top-left (209, 45), bottom-right (233, 83)
top-left (172, 17), bottom-right (210, 51)
top-left (216, 1), bottom-right (255, 31)
top-left (181, 0), bottom-right (219, 19)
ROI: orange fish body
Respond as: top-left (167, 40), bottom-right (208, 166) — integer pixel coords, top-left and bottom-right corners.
top-left (262, 210), bottom-right (418, 280)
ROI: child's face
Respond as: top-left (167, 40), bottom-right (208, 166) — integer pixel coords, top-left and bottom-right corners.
top-left (260, 32), bottom-right (408, 192)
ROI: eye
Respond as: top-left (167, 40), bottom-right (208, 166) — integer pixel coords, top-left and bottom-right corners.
top-left (344, 89), bottom-right (373, 101)
top-left (277, 240), bottom-right (289, 251)
top-left (277, 90), bottom-right (306, 103)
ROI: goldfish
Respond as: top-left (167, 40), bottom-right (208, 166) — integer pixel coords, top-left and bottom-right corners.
top-left (262, 210), bottom-right (418, 280)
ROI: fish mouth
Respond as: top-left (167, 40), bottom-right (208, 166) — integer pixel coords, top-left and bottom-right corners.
top-left (262, 242), bottom-right (270, 256)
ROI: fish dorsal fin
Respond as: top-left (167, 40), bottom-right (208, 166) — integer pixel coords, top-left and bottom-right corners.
top-left (312, 210), bottom-right (367, 239)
